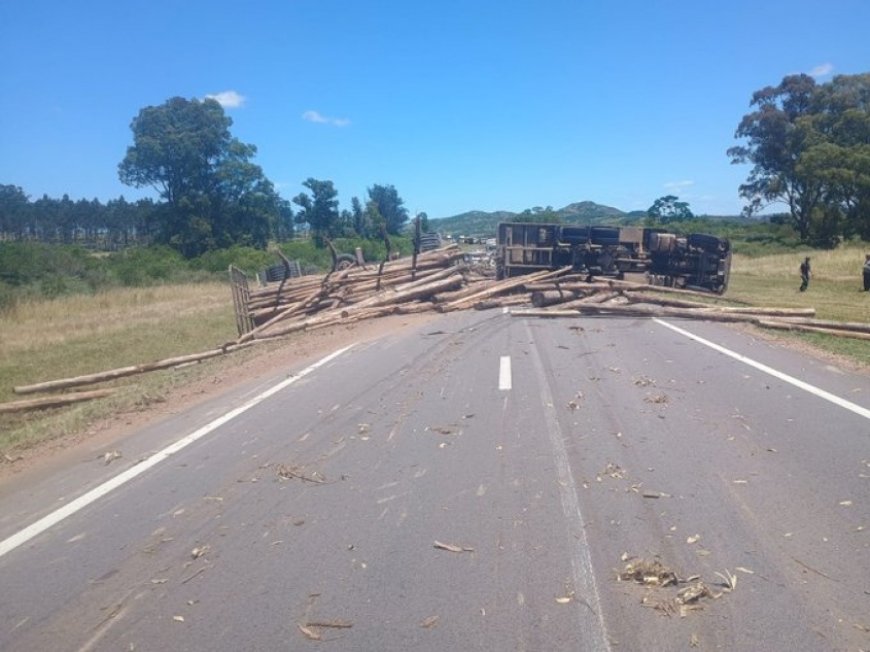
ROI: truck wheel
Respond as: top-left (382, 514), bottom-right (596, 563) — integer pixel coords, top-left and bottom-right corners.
top-left (335, 253), bottom-right (356, 270)
top-left (687, 234), bottom-right (723, 252)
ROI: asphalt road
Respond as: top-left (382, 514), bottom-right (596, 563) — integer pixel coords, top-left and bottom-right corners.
top-left (1, 309), bottom-right (868, 651)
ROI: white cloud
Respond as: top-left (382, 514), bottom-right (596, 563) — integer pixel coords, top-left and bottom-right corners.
top-left (205, 90), bottom-right (246, 108)
top-left (808, 63), bottom-right (834, 79)
top-left (302, 109), bottom-right (350, 127)
top-left (663, 180), bottom-right (695, 192)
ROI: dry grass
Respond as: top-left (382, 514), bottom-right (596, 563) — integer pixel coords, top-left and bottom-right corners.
top-left (728, 245), bottom-right (870, 366)
top-left (0, 282), bottom-right (240, 451)
top-left (732, 244), bottom-right (870, 283)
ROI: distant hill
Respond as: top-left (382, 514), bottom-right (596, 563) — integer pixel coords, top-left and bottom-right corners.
top-left (428, 201), bottom-right (632, 237)
top-left (427, 202), bottom-right (746, 237)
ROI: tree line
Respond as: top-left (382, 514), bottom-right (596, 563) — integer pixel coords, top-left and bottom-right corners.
top-left (729, 72), bottom-right (869, 245)
top-left (1, 97), bottom-right (411, 257)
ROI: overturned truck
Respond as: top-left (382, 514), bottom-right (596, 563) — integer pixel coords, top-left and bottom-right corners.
top-left (495, 222), bottom-right (731, 293)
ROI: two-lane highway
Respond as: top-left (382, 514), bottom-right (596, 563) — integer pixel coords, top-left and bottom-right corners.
top-left (1, 309), bottom-right (868, 650)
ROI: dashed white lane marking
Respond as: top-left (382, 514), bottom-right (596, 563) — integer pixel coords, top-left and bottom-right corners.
top-left (499, 355), bottom-right (512, 391)
top-left (655, 318), bottom-right (870, 421)
top-left (0, 345), bottom-right (355, 560)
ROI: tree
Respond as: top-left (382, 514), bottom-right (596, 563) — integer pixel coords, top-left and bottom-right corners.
top-left (293, 178), bottom-right (340, 246)
top-left (350, 196), bottom-right (368, 237)
top-left (366, 184), bottom-right (408, 235)
top-left (118, 96), bottom-right (280, 257)
top-left (418, 211), bottom-right (430, 233)
top-left (796, 73), bottom-right (870, 241)
top-left (0, 185), bottom-right (30, 239)
top-left (518, 205), bottom-right (561, 223)
top-left (728, 74), bottom-right (823, 241)
top-left (647, 195), bottom-right (694, 223)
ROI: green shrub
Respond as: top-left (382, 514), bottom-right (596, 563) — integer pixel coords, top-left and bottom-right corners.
top-left (191, 246), bottom-right (275, 276)
top-left (105, 246), bottom-right (188, 285)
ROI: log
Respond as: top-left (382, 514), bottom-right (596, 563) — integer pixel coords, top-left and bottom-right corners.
top-left (511, 303), bottom-right (761, 323)
top-left (473, 295), bottom-right (531, 310)
top-left (442, 267), bottom-right (572, 311)
top-left (771, 316), bottom-right (870, 334)
top-left (530, 289), bottom-right (580, 308)
top-left (757, 320), bottom-right (870, 341)
top-left (623, 292), bottom-right (817, 317)
top-left (14, 348), bottom-right (233, 395)
top-left (255, 274), bottom-right (463, 340)
top-left (0, 389), bottom-right (116, 413)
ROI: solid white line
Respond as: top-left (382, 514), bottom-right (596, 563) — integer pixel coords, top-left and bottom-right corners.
top-left (0, 344), bottom-right (355, 560)
top-left (654, 318), bottom-right (870, 421)
top-left (524, 322), bottom-right (610, 650)
top-left (498, 355), bottom-right (512, 391)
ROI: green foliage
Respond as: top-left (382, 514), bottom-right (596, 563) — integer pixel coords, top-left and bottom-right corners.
top-left (517, 206), bottom-right (562, 223)
top-left (647, 195), bottom-right (694, 223)
top-left (0, 242), bottom-right (107, 296)
top-left (119, 97), bottom-right (281, 257)
top-left (367, 184), bottom-right (409, 235)
top-left (190, 245), bottom-right (276, 275)
top-left (293, 178), bottom-right (341, 245)
top-left (275, 236), bottom-right (414, 272)
top-left (104, 246), bottom-right (190, 285)
top-left (729, 72), bottom-right (870, 244)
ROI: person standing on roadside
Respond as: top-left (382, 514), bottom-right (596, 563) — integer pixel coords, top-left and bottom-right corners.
top-left (799, 256), bottom-right (811, 292)
top-left (863, 254), bottom-right (870, 291)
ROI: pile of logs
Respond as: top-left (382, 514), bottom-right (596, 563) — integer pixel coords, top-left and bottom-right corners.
top-left (5, 248), bottom-right (869, 414)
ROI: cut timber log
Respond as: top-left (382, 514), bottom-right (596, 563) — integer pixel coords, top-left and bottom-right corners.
top-left (511, 303), bottom-right (761, 323)
top-left (442, 267), bottom-right (572, 311)
top-left (623, 292), bottom-right (817, 317)
top-left (772, 317), bottom-right (870, 334)
top-left (14, 348), bottom-right (232, 395)
top-left (757, 320), bottom-right (870, 340)
top-left (0, 389), bottom-right (115, 413)
top-left (530, 289), bottom-right (580, 308)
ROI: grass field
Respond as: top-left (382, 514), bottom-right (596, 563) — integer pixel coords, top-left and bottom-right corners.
top-left (0, 282), bottom-right (243, 452)
top-left (1, 248), bottom-right (868, 455)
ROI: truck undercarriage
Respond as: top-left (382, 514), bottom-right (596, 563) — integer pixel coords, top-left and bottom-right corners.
top-left (495, 222), bottom-right (731, 293)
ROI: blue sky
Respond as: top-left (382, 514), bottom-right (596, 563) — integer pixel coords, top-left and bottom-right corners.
top-left (2, 0), bottom-right (868, 219)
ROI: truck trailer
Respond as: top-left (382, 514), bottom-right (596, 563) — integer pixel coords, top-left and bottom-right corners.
top-left (495, 222), bottom-right (731, 294)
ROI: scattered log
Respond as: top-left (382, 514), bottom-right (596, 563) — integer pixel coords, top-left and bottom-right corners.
top-left (530, 289), bottom-right (580, 308)
top-left (771, 316), bottom-right (870, 335)
top-left (757, 320), bottom-right (870, 341)
top-left (441, 267), bottom-right (571, 311)
top-left (0, 389), bottom-right (115, 413)
top-left (14, 348), bottom-right (232, 395)
top-left (511, 303), bottom-right (761, 323)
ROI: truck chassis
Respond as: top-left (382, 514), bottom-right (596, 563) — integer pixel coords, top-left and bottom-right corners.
top-left (496, 222), bottom-right (731, 294)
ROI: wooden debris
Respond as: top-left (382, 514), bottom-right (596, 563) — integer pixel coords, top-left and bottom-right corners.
top-left (434, 540), bottom-right (474, 553)
top-left (1, 389), bottom-right (116, 412)
top-left (618, 558), bottom-right (678, 587)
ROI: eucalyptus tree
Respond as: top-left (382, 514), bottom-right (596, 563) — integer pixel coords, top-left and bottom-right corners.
top-left (293, 178), bottom-right (341, 245)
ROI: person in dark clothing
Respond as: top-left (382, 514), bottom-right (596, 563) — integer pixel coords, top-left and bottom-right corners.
top-left (799, 257), bottom-right (811, 292)
top-left (863, 254), bottom-right (870, 291)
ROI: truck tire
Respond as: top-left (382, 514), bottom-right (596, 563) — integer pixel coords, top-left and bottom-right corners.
top-left (335, 253), bottom-right (356, 270)
top-left (687, 234), bottom-right (724, 253)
